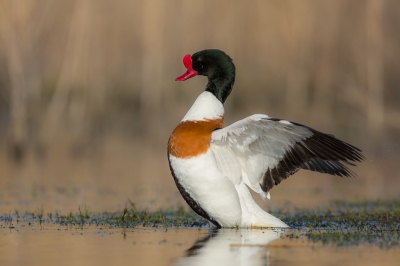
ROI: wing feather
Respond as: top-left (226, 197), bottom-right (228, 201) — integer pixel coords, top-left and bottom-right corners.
top-left (210, 114), bottom-right (364, 197)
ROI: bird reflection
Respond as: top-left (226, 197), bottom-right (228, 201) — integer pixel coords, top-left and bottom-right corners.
top-left (185, 228), bottom-right (219, 257)
top-left (174, 228), bottom-right (281, 266)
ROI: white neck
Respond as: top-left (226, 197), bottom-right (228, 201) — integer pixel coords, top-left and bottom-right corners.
top-left (181, 91), bottom-right (224, 122)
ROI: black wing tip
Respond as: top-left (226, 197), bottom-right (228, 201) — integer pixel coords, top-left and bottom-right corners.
top-left (305, 129), bottom-right (365, 163)
top-left (259, 117), bottom-right (364, 193)
top-left (265, 117), bottom-right (365, 162)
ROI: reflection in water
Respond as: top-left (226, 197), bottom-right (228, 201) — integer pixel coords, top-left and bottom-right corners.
top-left (174, 229), bottom-right (281, 266)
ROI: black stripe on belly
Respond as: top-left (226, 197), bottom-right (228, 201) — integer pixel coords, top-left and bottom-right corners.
top-left (168, 154), bottom-right (221, 229)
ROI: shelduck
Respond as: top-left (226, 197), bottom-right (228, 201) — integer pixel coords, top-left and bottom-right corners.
top-left (168, 49), bottom-right (364, 228)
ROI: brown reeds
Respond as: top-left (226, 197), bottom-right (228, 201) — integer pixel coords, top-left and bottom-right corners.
top-left (0, 0), bottom-right (399, 162)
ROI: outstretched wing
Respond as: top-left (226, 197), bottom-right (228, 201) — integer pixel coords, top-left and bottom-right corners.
top-left (210, 114), bottom-right (364, 199)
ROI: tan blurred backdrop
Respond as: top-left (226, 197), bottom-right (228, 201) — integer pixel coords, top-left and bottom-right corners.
top-left (0, 0), bottom-right (399, 212)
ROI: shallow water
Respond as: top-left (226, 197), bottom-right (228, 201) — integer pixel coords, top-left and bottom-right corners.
top-left (1, 138), bottom-right (399, 265)
top-left (1, 138), bottom-right (399, 214)
top-left (1, 224), bottom-right (399, 266)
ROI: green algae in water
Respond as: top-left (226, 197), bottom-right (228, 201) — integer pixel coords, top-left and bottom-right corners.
top-left (1, 200), bottom-right (399, 248)
top-left (0, 205), bottom-right (209, 229)
top-left (304, 229), bottom-right (400, 249)
top-left (276, 199), bottom-right (400, 248)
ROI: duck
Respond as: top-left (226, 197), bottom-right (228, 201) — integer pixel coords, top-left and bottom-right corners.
top-left (168, 49), bottom-right (364, 228)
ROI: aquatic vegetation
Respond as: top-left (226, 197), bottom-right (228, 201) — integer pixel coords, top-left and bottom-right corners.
top-left (1, 200), bottom-right (399, 248)
top-left (304, 230), bottom-right (399, 249)
top-left (276, 200), bottom-right (400, 248)
top-left (0, 204), bottom-right (209, 229)
top-left (278, 200), bottom-right (400, 231)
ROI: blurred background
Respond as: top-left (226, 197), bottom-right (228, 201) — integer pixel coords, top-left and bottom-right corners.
top-left (0, 0), bottom-right (399, 214)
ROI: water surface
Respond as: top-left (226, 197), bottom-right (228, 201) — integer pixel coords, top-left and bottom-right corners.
top-left (1, 224), bottom-right (399, 266)
top-left (1, 140), bottom-right (399, 265)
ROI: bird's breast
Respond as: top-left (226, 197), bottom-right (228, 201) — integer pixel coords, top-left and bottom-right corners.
top-left (168, 118), bottom-right (223, 159)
